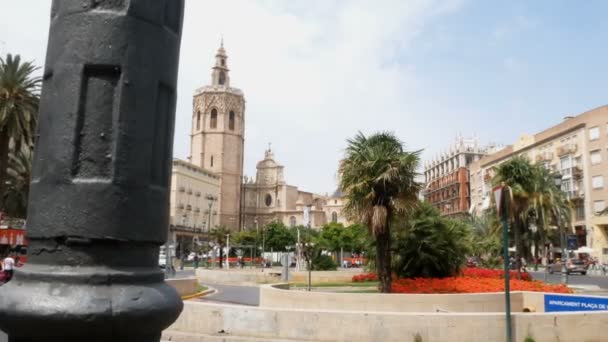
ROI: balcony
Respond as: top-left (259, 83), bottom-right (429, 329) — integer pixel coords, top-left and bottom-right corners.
top-left (177, 203), bottom-right (184, 210)
top-left (186, 205), bottom-right (192, 211)
top-left (572, 166), bottom-right (583, 179)
top-left (187, 188), bottom-right (193, 195)
top-left (194, 207), bottom-right (201, 213)
top-left (178, 186), bottom-right (185, 192)
top-left (535, 152), bottom-right (553, 163)
top-left (195, 191), bottom-right (201, 197)
top-left (557, 144), bottom-right (577, 157)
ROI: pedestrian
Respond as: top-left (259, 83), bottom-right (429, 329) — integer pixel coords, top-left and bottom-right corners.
top-left (3, 254), bottom-right (15, 283)
top-left (193, 253), bottom-right (199, 269)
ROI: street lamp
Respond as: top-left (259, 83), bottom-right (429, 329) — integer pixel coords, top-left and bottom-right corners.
top-left (553, 172), bottom-right (568, 284)
top-left (297, 242), bottom-right (315, 291)
top-left (205, 194), bottom-right (217, 233)
top-left (529, 221), bottom-right (538, 271)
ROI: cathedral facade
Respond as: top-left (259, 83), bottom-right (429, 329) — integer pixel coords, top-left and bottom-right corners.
top-left (189, 43), bottom-right (348, 231)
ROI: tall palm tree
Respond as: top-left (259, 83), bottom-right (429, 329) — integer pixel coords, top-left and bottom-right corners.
top-left (339, 132), bottom-right (420, 293)
top-left (3, 143), bottom-right (32, 218)
top-left (0, 54), bottom-right (40, 210)
top-left (492, 156), bottom-right (536, 260)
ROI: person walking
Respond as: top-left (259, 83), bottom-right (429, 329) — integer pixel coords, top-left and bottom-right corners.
top-left (3, 254), bottom-right (15, 282)
top-left (193, 253), bottom-right (199, 269)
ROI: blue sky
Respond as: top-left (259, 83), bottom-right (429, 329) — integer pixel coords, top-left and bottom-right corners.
top-left (1, 1), bottom-right (607, 193)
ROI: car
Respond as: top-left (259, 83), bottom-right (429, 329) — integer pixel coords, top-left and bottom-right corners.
top-left (159, 253), bottom-right (167, 269)
top-left (548, 259), bottom-right (588, 275)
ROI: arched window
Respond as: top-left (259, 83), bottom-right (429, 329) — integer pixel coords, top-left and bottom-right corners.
top-left (210, 155), bottom-right (214, 167)
top-left (289, 216), bottom-right (296, 227)
top-left (331, 212), bottom-right (338, 223)
top-left (229, 110), bottom-right (235, 130)
top-left (210, 108), bottom-right (217, 129)
top-left (196, 111), bottom-right (201, 130)
top-left (265, 194), bottom-right (272, 207)
top-left (219, 71), bottom-right (226, 85)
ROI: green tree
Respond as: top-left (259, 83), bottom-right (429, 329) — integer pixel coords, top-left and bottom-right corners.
top-left (340, 131), bottom-right (420, 293)
top-left (263, 221), bottom-right (295, 252)
top-left (393, 203), bottom-right (471, 278)
top-left (0, 54), bottom-right (40, 211)
top-left (3, 144), bottom-right (32, 218)
top-left (492, 156), bottom-right (536, 260)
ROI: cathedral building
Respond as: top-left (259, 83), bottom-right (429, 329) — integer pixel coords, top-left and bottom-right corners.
top-left (186, 42), bottom-right (349, 231)
top-left (188, 42), bottom-right (245, 230)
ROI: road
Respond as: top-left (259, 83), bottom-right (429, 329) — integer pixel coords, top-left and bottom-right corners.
top-left (197, 283), bottom-right (260, 306)
top-left (529, 271), bottom-right (608, 289)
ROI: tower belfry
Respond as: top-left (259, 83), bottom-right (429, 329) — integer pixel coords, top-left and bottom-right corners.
top-left (190, 41), bottom-right (246, 230)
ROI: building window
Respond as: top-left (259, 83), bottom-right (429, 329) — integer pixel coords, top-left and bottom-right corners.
top-left (289, 216), bottom-right (296, 227)
top-left (210, 155), bottom-right (214, 167)
top-left (210, 108), bottom-right (218, 129)
top-left (590, 150), bottom-right (602, 165)
top-left (265, 194), bottom-right (272, 207)
top-left (219, 71), bottom-right (226, 85)
top-left (331, 212), bottom-right (338, 223)
top-left (196, 111), bottom-right (201, 130)
top-left (221, 58), bottom-right (225, 66)
top-left (592, 175), bottom-right (604, 189)
top-left (560, 156), bottom-right (571, 175)
top-left (575, 205), bottom-right (585, 220)
top-left (589, 126), bottom-right (600, 141)
top-left (229, 110), bottom-right (235, 130)
top-left (594, 200), bottom-right (606, 213)
top-left (334, 200), bottom-right (337, 204)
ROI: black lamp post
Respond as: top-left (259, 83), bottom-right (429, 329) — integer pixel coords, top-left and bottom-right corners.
top-left (553, 172), bottom-right (568, 284)
top-left (0, 2), bottom-right (185, 341)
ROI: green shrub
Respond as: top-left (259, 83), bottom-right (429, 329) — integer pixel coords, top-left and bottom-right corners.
top-left (311, 255), bottom-right (337, 271)
top-left (393, 203), bottom-right (470, 278)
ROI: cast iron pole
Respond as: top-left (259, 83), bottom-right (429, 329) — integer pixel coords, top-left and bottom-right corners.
top-left (501, 187), bottom-right (512, 342)
top-left (0, 1), bottom-right (185, 341)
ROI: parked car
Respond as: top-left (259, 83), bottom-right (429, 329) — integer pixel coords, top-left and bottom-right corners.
top-left (548, 259), bottom-right (588, 275)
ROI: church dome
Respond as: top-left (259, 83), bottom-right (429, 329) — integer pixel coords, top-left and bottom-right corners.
top-left (256, 148), bottom-right (280, 169)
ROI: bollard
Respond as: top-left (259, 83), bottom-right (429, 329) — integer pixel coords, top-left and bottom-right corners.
top-left (0, 1), bottom-right (185, 341)
top-left (282, 253), bottom-right (290, 282)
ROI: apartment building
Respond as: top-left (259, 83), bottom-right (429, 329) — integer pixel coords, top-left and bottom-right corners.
top-left (169, 159), bottom-right (221, 252)
top-left (470, 106), bottom-right (608, 259)
top-left (423, 136), bottom-right (495, 216)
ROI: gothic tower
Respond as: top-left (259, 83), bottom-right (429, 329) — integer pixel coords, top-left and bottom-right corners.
top-left (190, 41), bottom-right (245, 230)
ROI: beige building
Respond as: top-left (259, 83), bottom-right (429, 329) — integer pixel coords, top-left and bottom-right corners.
top-left (189, 42), bottom-right (245, 230)
top-left (169, 159), bottom-right (220, 250)
top-left (187, 42), bottom-right (349, 232)
top-left (470, 106), bottom-right (608, 259)
top-left (241, 148), bottom-right (350, 230)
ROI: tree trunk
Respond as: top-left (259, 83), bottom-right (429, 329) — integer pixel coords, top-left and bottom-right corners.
top-left (375, 228), bottom-right (392, 293)
top-left (0, 130), bottom-right (10, 211)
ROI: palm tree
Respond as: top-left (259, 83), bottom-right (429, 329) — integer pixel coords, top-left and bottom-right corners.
top-left (339, 132), bottom-right (420, 293)
top-left (3, 143), bottom-right (32, 218)
top-left (0, 54), bottom-right (40, 210)
top-left (492, 156), bottom-right (536, 260)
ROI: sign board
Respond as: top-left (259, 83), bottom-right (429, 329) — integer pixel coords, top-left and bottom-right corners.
top-left (303, 206), bottom-right (310, 227)
top-left (567, 235), bottom-right (578, 251)
top-left (545, 294), bottom-right (608, 312)
top-left (0, 229), bottom-right (27, 246)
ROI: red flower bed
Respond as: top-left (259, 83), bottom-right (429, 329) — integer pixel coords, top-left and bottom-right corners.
top-left (352, 273), bottom-right (379, 282)
top-left (462, 267), bottom-right (531, 281)
top-left (391, 277), bottom-right (571, 294)
top-left (351, 268), bottom-right (570, 294)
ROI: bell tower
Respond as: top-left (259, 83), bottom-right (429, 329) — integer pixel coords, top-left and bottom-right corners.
top-left (190, 41), bottom-right (245, 230)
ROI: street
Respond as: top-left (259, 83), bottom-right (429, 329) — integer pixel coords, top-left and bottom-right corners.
top-left (529, 271), bottom-right (608, 290)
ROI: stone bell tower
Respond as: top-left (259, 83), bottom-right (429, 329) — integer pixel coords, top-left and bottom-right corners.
top-left (190, 41), bottom-right (245, 230)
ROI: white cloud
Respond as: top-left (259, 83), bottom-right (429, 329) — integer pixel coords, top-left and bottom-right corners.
top-left (2, 0), bottom-right (466, 194)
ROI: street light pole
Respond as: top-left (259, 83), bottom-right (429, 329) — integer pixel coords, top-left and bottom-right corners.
top-left (494, 184), bottom-right (512, 342)
top-left (553, 172), bottom-right (568, 285)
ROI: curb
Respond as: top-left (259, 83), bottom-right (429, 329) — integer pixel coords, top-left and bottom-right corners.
top-left (181, 287), bottom-right (216, 301)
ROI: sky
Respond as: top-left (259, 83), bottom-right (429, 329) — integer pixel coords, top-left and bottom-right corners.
top-left (1, 1), bottom-right (608, 194)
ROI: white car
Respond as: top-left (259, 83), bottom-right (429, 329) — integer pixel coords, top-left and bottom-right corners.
top-left (159, 253), bottom-right (167, 268)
